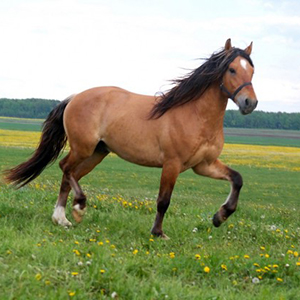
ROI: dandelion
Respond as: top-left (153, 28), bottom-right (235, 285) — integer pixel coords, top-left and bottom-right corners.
top-left (277, 277), bottom-right (283, 282)
top-left (273, 264), bottom-right (279, 268)
top-left (110, 244), bottom-right (116, 249)
top-left (265, 254), bottom-right (270, 258)
top-left (100, 269), bottom-right (105, 274)
top-left (35, 273), bottom-right (42, 281)
top-left (89, 238), bottom-right (96, 242)
top-left (204, 266), bottom-right (210, 273)
top-left (149, 238), bottom-right (154, 242)
top-left (287, 250), bottom-right (293, 255)
top-left (98, 242), bottom-right (104, 246)
top-left (74, 241), bottom-right (80, 245)
top-left (6, 250), bottom-right (12, 255)
top-left (86, 253), bottom-right (92, 258)
top-left (68, 291), bottom-right (76, 297)
top-left (45, 280), bottom-right (51, 285)
top-left (195, 254), bottom-right (201, 260)
top-left (252, 277), bottom-right (260, 284)
top-left (169, 252), bottom-right (175, 259)
top-left (253, 263), bottom-right (260, 267)
top-left (73, 249), bottom-right (81, 256)
top-left (294, 251), bottom-right (299, 257)
top-left (244, 254), bottom-right (250, 259)
top-left (296, 262), bottom-right (300, 266)
top-left (105, 239), bottom-right (110, 244)
top-left (71, 272), bottom-right (79, 276)
top-left (132, 249), bottom-right (138, 255)
top-left (221, 264), bottom-right (227, 271)
top-left (260, 246), bottom-right (265, 251)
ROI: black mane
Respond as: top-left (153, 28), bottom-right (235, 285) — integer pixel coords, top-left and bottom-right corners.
top-left (150, 47), bottom-right (254, 118)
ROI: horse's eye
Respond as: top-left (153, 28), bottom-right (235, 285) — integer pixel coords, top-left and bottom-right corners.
top-left (229, 68), bottom-right (236, 74)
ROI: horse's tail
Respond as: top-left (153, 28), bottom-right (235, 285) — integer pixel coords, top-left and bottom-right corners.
top-left (4, 96), bottom-right (73, 187)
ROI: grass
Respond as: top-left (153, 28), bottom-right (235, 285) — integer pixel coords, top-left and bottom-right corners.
top-left (0, 127), bottom-right (300, 299)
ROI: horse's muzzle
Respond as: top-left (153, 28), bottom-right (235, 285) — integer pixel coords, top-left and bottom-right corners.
top-left (237, 97), bottom-right (258, 115)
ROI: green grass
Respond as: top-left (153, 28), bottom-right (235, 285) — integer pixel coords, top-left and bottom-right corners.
top-left (0, 145), bottom-right (300, 299)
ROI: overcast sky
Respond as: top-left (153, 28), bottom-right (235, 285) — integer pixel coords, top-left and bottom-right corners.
top-left (0, 0), bottom-right (299, 112)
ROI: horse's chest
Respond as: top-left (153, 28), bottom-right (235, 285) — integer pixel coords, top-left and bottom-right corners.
top-left (186, 139), bottom-right (223, 168)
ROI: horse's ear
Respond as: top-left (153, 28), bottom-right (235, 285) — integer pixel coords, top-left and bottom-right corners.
top-left (244, 42), bottom-right (253, 55)
top-left (225, 38), bottom-right (232, 51)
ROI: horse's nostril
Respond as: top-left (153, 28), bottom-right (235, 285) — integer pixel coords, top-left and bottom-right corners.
top-left (245, 98), bottom-right (249, 106)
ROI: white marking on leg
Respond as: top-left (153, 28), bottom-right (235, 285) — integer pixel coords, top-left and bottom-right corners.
top-left (52, 206), bottom-right (72, 227)
top-left (240, 58), bottom-right (248, 70)
top-left (73, 204), bottom-right (86, 216)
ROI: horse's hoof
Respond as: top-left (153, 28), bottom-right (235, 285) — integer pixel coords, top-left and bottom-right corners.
top-left (160, 233), bottom-right (170, 240)
top-left (52, 215), bottom-right (72, 227)
top-left (212, 212), bottom-right (223, 227)
top-left (72, 204), bottom-right (86, 223)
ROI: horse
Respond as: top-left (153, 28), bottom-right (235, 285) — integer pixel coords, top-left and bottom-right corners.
top-left (5, 39), bottom-right (258, 239)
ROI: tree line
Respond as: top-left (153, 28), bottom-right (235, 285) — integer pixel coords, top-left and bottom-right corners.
top-left (0, 98), bottom-right (299, 130)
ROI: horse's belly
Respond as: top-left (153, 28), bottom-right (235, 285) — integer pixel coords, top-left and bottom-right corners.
top-left (105, 139), bottom-right (163, 167)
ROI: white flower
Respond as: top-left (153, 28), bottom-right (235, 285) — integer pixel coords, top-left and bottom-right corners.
top-left (192, 228), bottom-right (198, 233)
top-left (111, 291), bottom-right (118, 299)
top-left (270, 225), bottom-right (276, 231)
top-left (252, 277), bottom-right (260, 284)
top-left (208, 235), bottom-right (212, 240)
top-left (285, 264), bottom-right (290, 268)
top-left (77, 261), bottom-right (83, 266)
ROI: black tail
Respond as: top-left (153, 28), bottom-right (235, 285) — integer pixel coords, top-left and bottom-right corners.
top-left (4, 96), bottom-right (72, 187)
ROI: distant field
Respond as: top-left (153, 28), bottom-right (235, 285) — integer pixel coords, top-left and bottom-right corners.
top-left (0, 116), bottom-right (299, 147)
top-left (0, 117), bottom-right (43, 132)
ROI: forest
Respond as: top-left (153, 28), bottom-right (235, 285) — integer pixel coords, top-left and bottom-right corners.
top-left (0, 98), bottom-right (299, 130)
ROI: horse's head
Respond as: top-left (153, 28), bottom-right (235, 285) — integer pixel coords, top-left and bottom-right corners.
top-left (220, 39), bottom-right (258, 115)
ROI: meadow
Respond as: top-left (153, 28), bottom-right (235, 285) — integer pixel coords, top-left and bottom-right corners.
top-left (0, 117), bottom-right (300, 299)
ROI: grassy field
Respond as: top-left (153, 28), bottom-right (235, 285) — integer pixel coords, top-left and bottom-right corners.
top-left (0, 118), bottom-right (300, 299)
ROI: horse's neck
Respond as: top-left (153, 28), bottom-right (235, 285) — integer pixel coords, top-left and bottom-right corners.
top-left (193, 84), bottom-right (228, 126)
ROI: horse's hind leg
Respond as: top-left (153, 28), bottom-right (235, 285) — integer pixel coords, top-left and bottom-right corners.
top-left (52, 153), bottom-right (73, 226)
top-left (193, 159), bottom-right (243, 227)
top-left (71, 151), bottom-right (109, 223)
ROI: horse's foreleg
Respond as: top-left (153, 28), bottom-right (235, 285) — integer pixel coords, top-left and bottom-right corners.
top-left (193, 159), bottom-right (243, 227)
top-left (151, 162), bottom-right (180, 239)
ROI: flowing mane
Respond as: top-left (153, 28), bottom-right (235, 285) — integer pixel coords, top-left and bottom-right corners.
top-left (150, 47), bottom-right (254, 118)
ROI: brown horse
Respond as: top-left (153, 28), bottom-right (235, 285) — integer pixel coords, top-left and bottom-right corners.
top-left (5, 39), bottom-right (258, 239)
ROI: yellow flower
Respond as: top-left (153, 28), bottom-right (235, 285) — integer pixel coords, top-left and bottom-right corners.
top-left (273, 264), bottom-right (279, 268)
top-left (68, 292), bottom-right (76, 297)
top-left (86, 253), bottom-right (92, 258)
top-left (253, 263), bottom-right (260, 267)
top-left (45, 280), bottom-right (51, 285)
top-left (195, 254), bottom-right (201, 260)
top-left (221, 264), bottom-right (227, 271)
top-left (244, 255), bottom-right (250, 259)
top-left (105, 239), bottom-right (110, 244)
top-left (73, 249), bottom-right (80, 256)
top-left (287, 250), bottom-right (293, 255)
top-left (265, 254), bottom-right (270, 258)
top-left (98, 242), bottom-right (104, 246)
top-left (71, 272), bottom-right (79, 276)
top-left (277, 277), bottom-right (283, 282)
top-left (260, 246), bottom-right (265, 251)
top-left (74, 241), bottom-right (79, 245)
top-left (294, 251), bottom-right (299, 257)
top-left (89, 238), bottom-right (96, 242)
top-left (149, 238), bottom-right (154, 242)
top-left (100, 269), bottom-right (105, 274)
top-left (169, 252), bottom-right (175, 259)
top-left (264, 266), bottom-right (271, 271)
top-left (110, 244), bottom-right (116, 249)
top-left (204, 266), bottom-right (210, 273)
top-left (132, 249), bottom-right (138, 255)
top-left (296, 262), bottom-right (300, 266)
top-left (35, 273), bottom-right (42, 281)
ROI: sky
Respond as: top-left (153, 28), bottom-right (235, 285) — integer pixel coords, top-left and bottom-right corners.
top-left (0, 0), bottom-right (299, 113)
